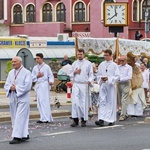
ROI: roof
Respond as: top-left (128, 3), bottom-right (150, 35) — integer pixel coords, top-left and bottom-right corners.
top-left (0, 46), bottom-right (75, 59)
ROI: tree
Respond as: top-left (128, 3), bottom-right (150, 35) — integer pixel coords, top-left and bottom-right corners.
top-left (5, 61), bottom-right (12, 76)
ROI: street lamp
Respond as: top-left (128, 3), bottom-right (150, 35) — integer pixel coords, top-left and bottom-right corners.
top-left (145, 8), bottom-right (149, 41)
top-left (139, 0), bottom-right (142, 28)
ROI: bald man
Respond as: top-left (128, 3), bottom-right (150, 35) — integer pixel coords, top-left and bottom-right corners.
top-left (4, 56), bottom-right (32, 144)
top-left (118, 55), bottom-right (132, 121)
top-left (61, 54), bottom-right (72, 66)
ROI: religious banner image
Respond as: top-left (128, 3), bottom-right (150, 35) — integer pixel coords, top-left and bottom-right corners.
top-left (77, 38), bottom-right (117, 54)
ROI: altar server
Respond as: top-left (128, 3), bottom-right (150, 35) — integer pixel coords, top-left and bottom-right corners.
top-left (32, 53), bottom-right (54, 123)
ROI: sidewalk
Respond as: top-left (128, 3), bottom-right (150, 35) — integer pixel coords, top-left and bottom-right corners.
top-left (0, 89), bottom-right (71, 108)
top-left (0, 88), bottom-right (150, 123)
top-left (0, 89), bottom-right (71, 122)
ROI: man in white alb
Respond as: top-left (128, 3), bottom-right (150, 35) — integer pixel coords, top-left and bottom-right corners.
top-left (69, 48), bottom-right (93, 127)
top-left (95, 49), bottom-right (120, 126)
top-left (118, 55), bottom-right (132, 121)
top-left (4, 56), bottom-right (32, 144)
top-left (32, 53), bottom-right (54, 123)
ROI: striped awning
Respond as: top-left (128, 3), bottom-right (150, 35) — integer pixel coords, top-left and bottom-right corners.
top-left (0, 46), bottom-right (75, 59)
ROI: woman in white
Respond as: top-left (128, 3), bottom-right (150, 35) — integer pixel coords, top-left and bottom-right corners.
top-left (140, 63), bottom-right (149, 101)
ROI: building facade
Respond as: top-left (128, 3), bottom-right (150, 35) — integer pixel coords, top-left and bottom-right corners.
top-left (0, 0), bottom-right (3, 20)
top-left (128, 0), bottom-right (150, 39)
top-left (0, 0), bottom-right (150, 39)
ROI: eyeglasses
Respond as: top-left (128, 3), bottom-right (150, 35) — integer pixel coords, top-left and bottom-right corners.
top-left (95, 66), bottom-right (98, 67)
top-left (119, 60), bottom-right (125, 62)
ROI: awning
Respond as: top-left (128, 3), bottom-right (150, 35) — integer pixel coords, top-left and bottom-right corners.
top-left (0, 46), bottom-right (75, 59)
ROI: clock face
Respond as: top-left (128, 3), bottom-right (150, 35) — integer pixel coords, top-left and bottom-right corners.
top-left (104, 3), bottom-right (128, 26)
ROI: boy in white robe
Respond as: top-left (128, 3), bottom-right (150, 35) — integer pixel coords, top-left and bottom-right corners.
top-left (32, 53), bottom-right (54, 123)
top-left (95, 49), bottom-right (120, 126)
top-left (69, 48), bottom-right (94, 127)
top-left (4, 56), bottom-right (32, 144)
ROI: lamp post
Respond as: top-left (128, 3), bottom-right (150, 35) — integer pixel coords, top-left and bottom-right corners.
top-left (139, 0), bottom-right (142, 28)
top-left (145, 8), bottom-right (149, 41)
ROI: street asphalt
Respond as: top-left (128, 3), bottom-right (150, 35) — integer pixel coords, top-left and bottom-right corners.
top-left (0, 88), bottom-right (150, 150)
top-left (0, 116), bottom-right (150, 150)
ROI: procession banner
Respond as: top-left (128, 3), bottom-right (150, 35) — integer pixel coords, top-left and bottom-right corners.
top-left (118, 38), bottom-right (150, 55)
top-left (77, 37), bottom-right (117, 54)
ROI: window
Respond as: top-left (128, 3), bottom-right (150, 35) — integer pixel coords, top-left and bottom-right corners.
top-left (74, 2), bottom-right (85, 22)
top-left (13, 4), bottom-right (23, 24)
top-left (104, 0), bottom-right (114, 3)
top-left (42, 3), bottom-right (52, 22)
top-left (0, 0), bottom-right (3, 20)
top-left (26, 4), bottom-right (35, 22)
top-left (133, 0), bottom-right (138, 21)
top-left (142, 0), bottom-right (150, 20)
top-left (56, 3), bottom-right (66, 22)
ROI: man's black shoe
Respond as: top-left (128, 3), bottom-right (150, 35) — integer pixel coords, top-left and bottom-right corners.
top-left (36, 120), bottom-right (49, 123)
top-left (81, 118), bottom-right (86, 127)
top-left (70, 121), bottom-right (78, 127)
top-left (81, 121), bottom-right (86, 127)
top-left (9, 138), bottom-right (22, 144)
top-left (22, 135), bottom-right (29, 141)
top-left (70, 118), bottom-right (79, 127)
top-left (95, 120), bottom-right (104, 126)
top-left (108, 122), bottom-right (115, 126)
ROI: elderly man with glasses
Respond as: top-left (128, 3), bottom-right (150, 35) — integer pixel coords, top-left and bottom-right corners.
top-left (118, 55), bottom-right (132, 121)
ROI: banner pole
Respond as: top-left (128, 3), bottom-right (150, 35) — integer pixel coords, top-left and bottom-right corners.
top-left (75, 35), bottom-right (78, 60)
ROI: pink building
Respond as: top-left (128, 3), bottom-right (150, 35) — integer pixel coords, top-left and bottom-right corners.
top-left (0, 0), bottom-right (149, 39)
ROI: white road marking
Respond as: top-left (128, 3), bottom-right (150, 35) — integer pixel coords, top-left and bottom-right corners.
top-left (93, 125), bottom-right (123, 130)
top-left (43, 131), bottom-right (75, 136)
top-left (137, 121), bottom-right (145, 124)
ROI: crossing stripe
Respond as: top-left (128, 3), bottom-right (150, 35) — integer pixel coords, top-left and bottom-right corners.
top-left (92, 125), bottom-right (123, 130)
top-left (43, 131), bottom-right (75, 136)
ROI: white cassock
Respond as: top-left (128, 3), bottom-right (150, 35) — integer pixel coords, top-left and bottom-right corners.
top-left (32, 63), bottom-right (54, 122)
top-left (97, 60), bottom-right (120, 123)
top-left (127, 88), bottom-right (147, 116)
top-left (4, 66), bottom-right (32, 138)
top-left (142, 69), bottom-right (149, 89)
top-left (69, 59), bottom-right (94, 121)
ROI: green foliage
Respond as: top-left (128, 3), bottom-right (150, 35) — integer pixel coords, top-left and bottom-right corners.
top-left (5, 61), bottom-right (12, 76)
top-left (51, 58), bottom-right (57, 62)
top-left (70, 55), bottom-right (104, 64)
top-left (70, 56), bottom-right (75, 62)
top-left (87, 55), bottom-right (103, 64)
top-left (148, 60), bottom-right (150, 68)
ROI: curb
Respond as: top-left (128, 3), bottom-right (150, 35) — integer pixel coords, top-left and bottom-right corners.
top-left (0, 103), bottom-right (71, 109)
top-left (0, 92), bottom-right (5, 95)
top-left (144, 117), bottom-right (150, 123)
top-left (0, 110), bottom-right (71, 122)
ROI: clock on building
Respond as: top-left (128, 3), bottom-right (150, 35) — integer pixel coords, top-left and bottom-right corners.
top-left (104, 3), bottom-right (128, 26)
